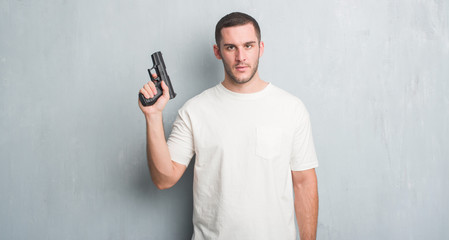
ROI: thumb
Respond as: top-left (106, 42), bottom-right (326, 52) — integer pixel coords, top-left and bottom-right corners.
top-left (161, 81), bottom-right (170, 97)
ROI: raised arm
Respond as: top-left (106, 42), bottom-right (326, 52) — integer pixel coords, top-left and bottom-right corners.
top-left (292, 168), bottom-right (318, 240)
top-left (139, 78), bottom-right (187, 190)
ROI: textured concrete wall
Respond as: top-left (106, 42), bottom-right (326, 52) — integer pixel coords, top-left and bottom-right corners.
top-left (1, 0), bottom-right (448, 239)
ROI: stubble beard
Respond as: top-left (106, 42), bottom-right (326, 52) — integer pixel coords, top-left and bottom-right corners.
top-left (222, 57), bottom-right (260, 85)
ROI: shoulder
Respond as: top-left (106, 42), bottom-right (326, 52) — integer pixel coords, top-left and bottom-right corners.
top-left (268, 84), bottom-right (308, 112)
top-left (178, 84), bottom-right (220, 113)
top-left (267, 84), bottom-right (314, 131)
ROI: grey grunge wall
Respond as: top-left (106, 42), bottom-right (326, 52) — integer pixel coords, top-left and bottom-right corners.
top-left (1, 0), bottom-right (448, 239)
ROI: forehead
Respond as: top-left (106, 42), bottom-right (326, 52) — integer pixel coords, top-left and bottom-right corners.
top-left (219, 23), bottom-right (258, 45)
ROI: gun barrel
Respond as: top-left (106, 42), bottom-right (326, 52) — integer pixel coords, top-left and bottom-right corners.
top-left (151, 51), bottom-right (166, 69)
top-left (151, 51), bottom-right (176, 99)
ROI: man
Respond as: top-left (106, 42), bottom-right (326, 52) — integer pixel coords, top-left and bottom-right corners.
top-left (139, 12), bottom-right (319, 240)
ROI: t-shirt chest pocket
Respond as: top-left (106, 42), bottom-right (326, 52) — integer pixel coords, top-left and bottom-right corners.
top-left (255, 126), bottom-right (283, 159)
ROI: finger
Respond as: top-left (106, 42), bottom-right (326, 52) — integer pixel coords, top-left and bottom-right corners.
top-left (140, 88), bottom-right (150, 99)
top-left (144, 83), bottom-right (154, 98)
top-left (149, 82), bottom-right (158, 95)
top-left (145, 80), bottom-right (155, 88)
top-left (145, 81), bottom-right (157, 95)
top-left (152, 73), bottom-right (158, 79)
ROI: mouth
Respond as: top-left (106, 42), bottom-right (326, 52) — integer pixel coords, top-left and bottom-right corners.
top-left (235, 65), bottom-right (249, 71)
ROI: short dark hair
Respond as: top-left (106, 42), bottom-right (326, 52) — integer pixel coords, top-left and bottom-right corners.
top-left (215, 12), bottom-right (261, 46)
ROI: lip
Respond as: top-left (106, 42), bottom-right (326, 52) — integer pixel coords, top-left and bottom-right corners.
top-left (235, 65), bottom-right (248, 71)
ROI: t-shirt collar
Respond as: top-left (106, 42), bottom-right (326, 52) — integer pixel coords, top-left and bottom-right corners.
top-left (216, 82), bottom-right (273, 100)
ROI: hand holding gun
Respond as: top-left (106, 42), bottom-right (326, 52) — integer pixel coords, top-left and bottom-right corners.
top-left (139, 51), bottom-right (176, 111)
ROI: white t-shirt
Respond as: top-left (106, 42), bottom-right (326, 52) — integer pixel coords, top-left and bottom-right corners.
top-left (167, 83), bottom-right (318, 240)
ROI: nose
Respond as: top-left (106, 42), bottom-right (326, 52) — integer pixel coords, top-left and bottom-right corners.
top-left (235, 48), bottom-right (247, 62)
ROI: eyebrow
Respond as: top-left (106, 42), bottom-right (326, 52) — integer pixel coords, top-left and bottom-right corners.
top-left (223, 41), bottom-right (257, 47)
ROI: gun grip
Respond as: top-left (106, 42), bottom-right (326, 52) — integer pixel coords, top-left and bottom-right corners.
top-left (139, 81), bottom-right (163, 106)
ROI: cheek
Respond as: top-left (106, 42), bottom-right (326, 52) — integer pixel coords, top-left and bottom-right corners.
top-left (222, 53), bottom-right (235, 64)
top-left (250, 51), bottom-right (260, 62)
top-left (251, 49), bottom-right (260, 58)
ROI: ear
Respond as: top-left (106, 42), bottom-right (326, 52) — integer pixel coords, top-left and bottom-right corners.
top-left (259, 41), bottom-right (265, 57)
top-left (213, 45), bottom-right (222, 60)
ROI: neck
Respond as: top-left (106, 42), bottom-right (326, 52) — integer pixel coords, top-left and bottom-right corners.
top-left (221, 73), bottom-right (268, 93)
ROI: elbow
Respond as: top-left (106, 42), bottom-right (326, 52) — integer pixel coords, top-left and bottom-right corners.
top-left (154, 183), bottom-right (174, 190)
top-left (152, 179), bottom-right (175, 190)
top-left (149, 162), bottom-right (184, 190)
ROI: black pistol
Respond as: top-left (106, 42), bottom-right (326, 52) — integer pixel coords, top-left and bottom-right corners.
top-left (139, 51), bottom-right (176, 106)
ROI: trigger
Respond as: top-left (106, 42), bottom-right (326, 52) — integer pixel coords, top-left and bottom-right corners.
top-left (148, 69), bottom-right (159, 81)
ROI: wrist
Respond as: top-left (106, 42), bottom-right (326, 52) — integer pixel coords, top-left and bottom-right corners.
top-left (145, 112), bottom-right (163, 122)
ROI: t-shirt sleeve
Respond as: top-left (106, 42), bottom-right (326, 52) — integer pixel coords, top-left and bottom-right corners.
top-left (290, 103), bottom-right (319, 171)
top-left (167, 108), bottom-right (195, 167)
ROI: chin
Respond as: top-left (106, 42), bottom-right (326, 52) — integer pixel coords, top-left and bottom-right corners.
top-left (232, 77), bottom-right (252, 84)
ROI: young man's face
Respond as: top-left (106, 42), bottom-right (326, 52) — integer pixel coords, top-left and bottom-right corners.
top-left (214, 23), bottom-right (264, 84)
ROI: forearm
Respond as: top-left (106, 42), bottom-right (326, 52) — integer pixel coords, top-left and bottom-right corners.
top-left (294, 175), bottom-right (318, 240)
top-left (145, 113), bottom-right (176, 189)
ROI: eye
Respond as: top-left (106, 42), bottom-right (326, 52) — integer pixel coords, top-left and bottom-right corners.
top-left (226, 46), bottom-right (235, 50)
top-left (245, 44), bottom-right (253, 49)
